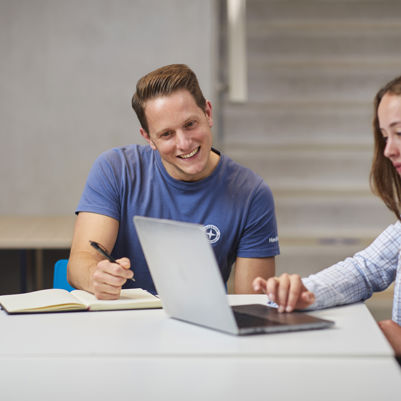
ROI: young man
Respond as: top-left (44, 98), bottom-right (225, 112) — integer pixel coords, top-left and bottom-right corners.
top-left (68, 64), bottom-right (279, 299)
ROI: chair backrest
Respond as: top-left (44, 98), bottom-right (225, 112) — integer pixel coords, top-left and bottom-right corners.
top-left (53, 259), bottom-right (75, 291)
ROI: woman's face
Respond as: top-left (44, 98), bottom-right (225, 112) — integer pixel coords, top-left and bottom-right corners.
top-left (378, 93), bottom-right (401, 175)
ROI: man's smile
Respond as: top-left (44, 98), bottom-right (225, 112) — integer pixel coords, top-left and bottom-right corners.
top-left (178, 146), bottom-right (200, 159)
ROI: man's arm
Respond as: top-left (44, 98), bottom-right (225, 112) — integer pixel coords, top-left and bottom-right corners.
top-left (234, 256), bottom-right (275, 294)
top-left (67, 212), bottom-right (133, 299)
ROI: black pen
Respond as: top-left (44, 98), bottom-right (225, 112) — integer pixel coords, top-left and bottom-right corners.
top-left (89, 240), bottom-right (135, 282)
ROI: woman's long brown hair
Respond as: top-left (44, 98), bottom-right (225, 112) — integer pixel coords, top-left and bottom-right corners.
top-left (370, 75), bottom-right (401, 221)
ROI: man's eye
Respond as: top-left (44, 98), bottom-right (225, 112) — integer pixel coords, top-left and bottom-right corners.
top-left (160, 131), bottom-right (172, 138)
top-left (185, 121), bottom-right (196, 129)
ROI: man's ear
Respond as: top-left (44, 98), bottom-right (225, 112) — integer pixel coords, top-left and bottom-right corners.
top-left (205, 100), bottom-right (213, 128)
top-left (140, 128), bottom-right (157, 150)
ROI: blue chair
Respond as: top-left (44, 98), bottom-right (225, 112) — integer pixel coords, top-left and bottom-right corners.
top-left (53, 259), bottom-right (75, 291)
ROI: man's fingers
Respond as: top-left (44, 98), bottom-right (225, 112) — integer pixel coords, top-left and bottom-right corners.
top-left (92, 277), bottom-right (122, 300)
top-left (116, 257), bottom-right (131, 269)
top-left (94, 287), bottom-right (121, 300)
top-left (93, 259), bottom-right (133, 296)
top-left (98, 259), bottom-right (132, 279)
top-left (115, 258), bottom-right (134, 281)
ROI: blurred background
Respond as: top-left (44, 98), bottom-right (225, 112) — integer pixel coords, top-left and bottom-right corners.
top-left (1, 0), bottom-right (400, 321)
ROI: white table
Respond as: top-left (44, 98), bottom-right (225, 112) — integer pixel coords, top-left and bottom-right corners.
top-left (0, 296), bottom-right (394, 358)
top-left (1, 356), bottom-right (400, 401)
top-left (0, 295), bottom-right (400, 400)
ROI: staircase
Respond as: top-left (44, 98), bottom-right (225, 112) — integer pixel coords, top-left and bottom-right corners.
top-left (222, 0), bottom-right (401, 318)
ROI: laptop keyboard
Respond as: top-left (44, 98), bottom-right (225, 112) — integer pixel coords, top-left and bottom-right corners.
top-left (233, 310), bottom-right (283, 328)
top-left (232, 303), bottom-right (318, 328)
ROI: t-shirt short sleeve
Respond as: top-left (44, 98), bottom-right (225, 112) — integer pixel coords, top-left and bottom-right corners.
top-left (236, 181), bottom-right (279, 258)
top-left (76, 150), bottom-right (122, 220)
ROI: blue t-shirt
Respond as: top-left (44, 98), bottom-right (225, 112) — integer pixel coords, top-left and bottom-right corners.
top-left (77, 145), bottom-right (279, 293)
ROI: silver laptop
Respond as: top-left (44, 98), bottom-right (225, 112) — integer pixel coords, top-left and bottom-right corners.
top-left (134, 216), bottom-right (334, 335)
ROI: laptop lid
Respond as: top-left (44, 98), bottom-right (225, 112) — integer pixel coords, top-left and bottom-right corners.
top-left (134, 216), bottom-right (239, 334)
top-left (134, 216), bottom-right (334, 335)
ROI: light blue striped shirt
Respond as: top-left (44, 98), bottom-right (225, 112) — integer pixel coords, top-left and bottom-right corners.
top-left (303, 221), bottom-right (401, 325)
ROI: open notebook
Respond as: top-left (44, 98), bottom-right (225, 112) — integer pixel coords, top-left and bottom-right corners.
top-left (0, 288), bottom-right (162, 313)
top-left (134, 216), bottom-right (334, 335)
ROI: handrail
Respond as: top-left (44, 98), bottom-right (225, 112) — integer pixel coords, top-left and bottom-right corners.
top-left (227, 0), bottom-right (247, 102)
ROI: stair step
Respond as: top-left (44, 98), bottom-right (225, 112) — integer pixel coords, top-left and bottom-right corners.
top-left (223, 101), bottom-right (373, 146)
top-left (247, 63), bottom-right (400, 103)
top-left (276, 195), bottom-right (395, 237)
top-left (276, 242), bottom-right (368, 276)
top-left (249, 20), bottom-right (401, 36)
top-left (248, 28), bottom-right (401, 58)
top-left (247, 0), bottom-right (401, 22)
top-left (225, 145), bottom-right (372, 191)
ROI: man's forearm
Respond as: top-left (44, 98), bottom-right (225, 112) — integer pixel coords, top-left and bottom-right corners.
top-left (234, 257), bottom-right (275, 294)
top-left (67, 251), bottom-right (98, 293)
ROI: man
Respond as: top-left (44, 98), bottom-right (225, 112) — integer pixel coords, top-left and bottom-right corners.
top-left (68, 64), bottom-right (279, 299)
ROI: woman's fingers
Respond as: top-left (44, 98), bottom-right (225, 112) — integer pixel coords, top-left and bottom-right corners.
top-left (286, 274), bottom-right (303, 312)
top-left (257, 274), bottom-right (315, 313)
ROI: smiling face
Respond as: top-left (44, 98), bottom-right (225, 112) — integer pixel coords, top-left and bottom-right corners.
top-left (140, 89), bottom-right (219, 182)
top-left (378, 93), bottom-right (401, 175)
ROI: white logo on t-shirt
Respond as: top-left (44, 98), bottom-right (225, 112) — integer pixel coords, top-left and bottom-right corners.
top-left (203, 224), bottom-right (221, 244)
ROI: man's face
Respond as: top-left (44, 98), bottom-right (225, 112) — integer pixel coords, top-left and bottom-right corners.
top-left (140, 89), bottom-right (216, 182)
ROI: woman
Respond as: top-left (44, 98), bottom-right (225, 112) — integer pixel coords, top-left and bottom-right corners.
top-left (253, 75), bottom-right (401, 356)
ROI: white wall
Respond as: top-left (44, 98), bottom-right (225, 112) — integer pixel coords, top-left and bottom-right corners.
top-left (0, 0), bottom-right (217, 215)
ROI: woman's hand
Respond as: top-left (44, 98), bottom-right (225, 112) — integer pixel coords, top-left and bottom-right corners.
top-left (378, 320), bottom-right (401, 356)
top-left (253, 273), bottom-right (315, 312)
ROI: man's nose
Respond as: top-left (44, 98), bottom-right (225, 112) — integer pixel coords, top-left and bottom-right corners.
top-left (176, 130), bottom-right (191, 149)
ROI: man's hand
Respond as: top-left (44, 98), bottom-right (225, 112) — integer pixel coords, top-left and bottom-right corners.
top-left (253, 273), bottom-right (315, 312)
top-left (92, 257), bottom-right (133, 300)
top-left (378, 320), bottom-right (401, 356)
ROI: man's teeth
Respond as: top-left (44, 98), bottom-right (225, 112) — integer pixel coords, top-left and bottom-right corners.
top-left (180, 148), bottom-right (199, 159)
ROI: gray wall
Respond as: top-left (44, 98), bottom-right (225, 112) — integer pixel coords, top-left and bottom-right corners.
top-left (0, 0), bottom-right (217, 215)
